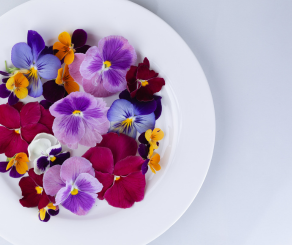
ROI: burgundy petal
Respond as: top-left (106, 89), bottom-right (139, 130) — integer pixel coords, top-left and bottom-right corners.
top-left (0, 104), bottom-right (20, 129)
top-left (21, 123), bottom-right (50, 143)
top-left (43, 80), bottom-right (65, 103)
top-left (136, 63), bottom-right (158, 80)
top-left (141, 57), bottom-right (150, 68)
top-left (72, 29), bottom-right (87, 48)
top-left (38, 192), bottom-right (50, 210)
top-left (135, 77), bottom-right (165, 101)
top-left (114, 156), bottom-right (144, 176)
top-left (28, 168), bottom-right (44, 187)
top-left (104, 172), bottom-right (146, 209)
top-left (95, 171), bottom-right (114, 200)
top-left (19, 174), bottom-right (41, 208)
top-left (0, 84), bottom-right (10, 98)
top-left (20, 102), bottom-right (41, 127)
top-left (12, 102), bottom-right (24, 112)
top-left (39, 104), bottom-right (55, 134)
top-left (126, 66), bottom-right (138, 92)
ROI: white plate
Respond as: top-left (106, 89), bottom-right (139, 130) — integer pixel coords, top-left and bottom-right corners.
top-left (0, 0), bottom-right (215, 244)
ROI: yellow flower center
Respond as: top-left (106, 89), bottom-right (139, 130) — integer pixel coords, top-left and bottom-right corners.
top-left (35, 186), bottom-right (43, 194)
top-left (114, 176), bottom-right (121, 181)
top-left (121, 118), bottom-right (133, 129)
top-left (14, 129), bottom-right (20, 134)
top-left (104, 61), bottom-right (112, 68)
top-left (50, 156), bottom-right (56, 162)
top-left (71, 188), bottom-right (78, 195)
top-left (28, 66), bottom-right (38, 80)
top-left (140, 80), bottom-right (149, 86)
top-left (73, 110), bottom-right (81, 115)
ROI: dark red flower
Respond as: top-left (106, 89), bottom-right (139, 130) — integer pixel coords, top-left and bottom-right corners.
top-left (126, 57), bottom-right (165, 101)
top-left (0, 102), bottom-right (54, 157)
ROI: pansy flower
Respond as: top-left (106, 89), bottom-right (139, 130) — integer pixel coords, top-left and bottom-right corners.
top-left (80, 35), bottom-right (137, 94)
top-left (0, 102), bottom-right (54, 157)
top-left (53, 29), bottom-right (89, 65)
top-left (11, 30), bottom-right (61, 97)
top-left (83, 132), bottom-right (146, 209)
top-left (43, 157), bottom-right (102, 215)
top-left (107, 98), bottom-right (155, 138)
top-left (0, 152), bottom-right (29, 178)
top-left (139, 128), bottom-right (164, 157)
top-left (49, 91), bottom-right (110, 149)
top-left (127, 57), bottom-right (165, 101)
top-left (43, 64), bottom-right (79, 103)
top-left (39, 201), bottom-right (59, 222)
top-left (19, 168), bottom-right (54, 210)
top-left (141, 153), bottom-right (161, 175)
top-left (28, 133), bottom-right (70, 175)
top-left (0, 73), bottom-right (29, 105)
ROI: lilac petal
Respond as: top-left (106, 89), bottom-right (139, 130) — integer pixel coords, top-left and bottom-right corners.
top-left (83, 76), bottom-right (115, 97)
top-left (36, 156), bottom-right (50, 174)
top-left (0, 161), bottom-right (9, 173)
top-left (80, 46), bottom-right (103, 80)
top-left (60, 156), bottom-right (95, 183)
top-left (107, 99), bottom-right (134, 122)
top-left (68, 53), bottom-right (85, 85)
top-left (27, 76), bottom-right (43, 98)
top-left (0, 71), bottom-right (10, 76)
top-left (40, 100), bottom-right (53, 109)
top-left (27, 30), bottom-right (45, 62)
top-left (138, 144), bottom-right (149, 159)
top-left (103, 69), bottom-right (127, 93)
top-left (62, 191), bottom-right (97, 215)
top-left (2, 78), bottom-right (8, 83)
top-left (133, 113), bottom-right (156, 134)
top-left (36, 54), bottom-right (61, 80)
top-left (11, 42), bottom-right (33, 69)
top-left (141, 159), bottom-right (150, 175)
top-left (72, 29), bottom-right (87, 48)
top-left (43, 165), bottom-right (65, 196)
top-left (8, 93), bottom-right (19, 106)
top-left (39, 212), bottom-right (50, 222)
top-left (51, 152), bottom-right (70, 167)
top-left (75, 173), bottom-right (103, 193)
top-left (55, 184), bottom-right (71, 205)
top-left (0, 84), bottom-right (11, 98)
top-left (43, 80), bottom-right (65, 103)
top-left (138, 132), bottom-right (148, 144)
top-left (9, 166), bottom-right (24, 178)
top-left (48, 208), bottom-right (59, 216)
top-left (75, 45), bottom-right (91, 54)
top-left (153, 95), bottom-right (162, 120)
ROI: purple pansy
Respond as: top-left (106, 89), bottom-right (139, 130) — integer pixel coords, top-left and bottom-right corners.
top-left (11, 30), bottom-right (61, 97)
top-left (80, 35), bottom-right (137, 95)
top-left (49, 91), bottom-right (110, 149)
top-left (43, 157), bottom-right (103, 215)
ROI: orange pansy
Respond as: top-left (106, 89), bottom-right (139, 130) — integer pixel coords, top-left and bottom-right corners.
top-left (53, 32), bottom-right (75, 65)
top-left (55, 65), bottom-right (79, 94)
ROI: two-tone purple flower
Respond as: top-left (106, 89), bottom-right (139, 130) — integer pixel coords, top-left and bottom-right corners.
top-left (49, 91), bottom-right (110, 149)
top-left (43, 157), bottom-right (102, 215)
top-left (11, 30), bottom-right (61, 97)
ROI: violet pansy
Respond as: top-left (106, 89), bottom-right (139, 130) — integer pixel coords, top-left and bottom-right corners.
top-left (28, 133), bottom-right (70, 175)
top-left (43, 157), bottom-right (103, 215)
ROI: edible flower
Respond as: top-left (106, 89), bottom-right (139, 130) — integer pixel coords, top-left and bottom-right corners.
top-left (28, 133), bottom-right (70, 175)
top-left (0, 102), bottom-right (54, 157)
top-left (11, 30), bottom-right (61, 97)
top-left (126, 57), bottom-right (165, 101)
top-left (83, 133), bottom-right (146, 209)
top-left (0, 153), bottom-right (29, 178)
top-left (0, 73), bottom-right (29, 105)
top-left (39, 201), bottom-right (59, 222)
top-left (107, 98), bottom-right (156, 138)
top-left (141, 153), bottom-right (161, 175)
top-left (19, 169), bottom-right (54, 210)
top-left (139, 128), bottom-right (164, 157)
top-left (43, 64), bottom-right (79, 103)
top-left (49, 92), bottom-right (109, 149)
top-left (53, 29), bottom-right (89, 65)
top-left (80, 35), bottom-right (137, 94)
top-left (43, 157), bottom-right (103, 215)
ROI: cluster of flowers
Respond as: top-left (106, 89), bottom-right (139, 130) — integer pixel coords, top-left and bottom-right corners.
top-left (0, 29), bottom-right (165, 222)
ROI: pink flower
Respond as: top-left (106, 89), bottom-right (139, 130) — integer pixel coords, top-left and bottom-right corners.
top-left (83, 132), bottom-right (146, 209)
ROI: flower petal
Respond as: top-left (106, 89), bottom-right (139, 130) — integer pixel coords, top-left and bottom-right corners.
top-left (55, 183), bottom-right (71, 205)
top-left (53, 42), bottom-right (68, 60)
top-left (64, 81), bottom-right (79, 94)
top-left (27, 76), bottom-right (43, 98)
top-left (136, 77), bottom-right (165, 101)
top-left (109, 121), bottom-right (137, 138)
top-left (138, 144), bottom-right (149, 159)
top-left (47, 143), bottom-right (62, 156)
top-left (0, 84), bottom-right (11, 98)
top-left (0, 161), bottom-right (9, 173)
top-left (14, 87), bottom-right (28, 100)
top-left (126, 66), bottom-right (138, 90)
top-left (60, 156), bottom-right (95, 183)
top-left (40, 100), bottom-right (52, 109)
top-left (75, 45), bottom-right (91, 54)
top-left (15, 159), bottom-right (28, 175)
top-left (95, 171), bottom-right (114, 200)
top-left (39, 210), bottom-right (51, 222)
top-left (141, 159), bottom-right (149, 175)
top-left (0, 103), bottom-right (20, 129)
top-left (21, 123), bottom-right (50, 143)
top-left (133, 113), bottom-right (155, 134)
top-left (153, 95), bottom-right (162, 120)
top-left (58, 32), bottom-right (71, 46)
top-left (39, 105), bottom-right (54, 134)
top-left (11, 43), bottom-right (33, 69)
top-left (43, 80), bottom-right (66, 103)
top-left (138, 132), bottom-right (148, 144)
top-left (34, 156), bottom-right (50, 175)
top-left (150, 128), bottom-right (164, 141)
top-left (28, 138), bottom-right (51, 162)
top-left (9, 166), bottom-right (24, 178)
top-left (83, 76), bottom-right (115, 97)
top-left (36, 54), bottom-right (61, 79)
top-left (71, 29), bottom-right (87, 48)
top-left (48, 208), bottom-right (59, 216)
top-left (114, 156), bottom-right (144, 176)
top-left (38, 192), bottom-right (50, 210)
top-left (68, 53), bottom-right (85, 85)
top-left (102, 69), bottom-right (127, 93)
top-left (50, 151), bottom-right (70, 167)
top-left (136, 62), bottom-right (158, 80)
top-left (20, 102), bottom-right (42, 128)
top-left (43, 165), bottom-right (65, 196)
top-left (75, 173), bottom-right (103, 193)
top-left (83, 147), bottom-right (114, 174)
top-left (80, 46), bottom-right (103, 79)
top-left (64, 50), bottom-right (74, 65)
top-left (104, 172), bottom-right (146, 208)
top-left (8, 93), bottom-right (19, 105)
top-left (27, 30), bottom-right (45, 62)
top-left (107, 99), bottom-right (134, 122)
top-left (12, 102), bottom-right (24, 112)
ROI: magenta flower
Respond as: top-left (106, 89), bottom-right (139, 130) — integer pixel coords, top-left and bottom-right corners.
top-left (49, 91), bottom-right (110, 149)
top-left (43, 157), bottom-right (102, 215)
top-left (79, 36), bottom-right (137, 95)
top-left (83, 133), bottom-right (146, 209)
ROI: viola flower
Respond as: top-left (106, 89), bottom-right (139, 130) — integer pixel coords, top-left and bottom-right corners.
top-left (49, 92), bottom-right (110, 149)
top-left (141, 153), bottom-right (161, 175)
top-left (107, 98), bottom-right (155, 138)
top-left (53, 29), bottom-right (90, 65)
top-left (43, 157), bottom-right (102, 215)
top-left (80, 35), bottom-right (137, 94)
top-left (39, 202), bottom-right (59, 222)
top-left (127, 57), bottom-right (165, 101)
top-left (11, 30), bottom-right (61, 97)
top-left (43, 64), bottom-right (79, 103)
top-left (0, 102), bottom-right (54, 157)
top-left (83, 132), bottom-right (145, 208)
top-left (0, 152), bottom-right (29, 178)
top-left (19, 168), bottom-right (54, 210)
top-left (139, 128), bottom-right (164, 157)
top-left (28, 133), bottom-right (70, 175)
top-left (0, 73), bottom-right (29, 105)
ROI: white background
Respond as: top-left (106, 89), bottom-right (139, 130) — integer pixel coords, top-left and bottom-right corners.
top-left (0, 0), bottom-right (292, 245)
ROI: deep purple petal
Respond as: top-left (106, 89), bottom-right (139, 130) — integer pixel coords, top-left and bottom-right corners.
top-left (0, 71), bottom-right (9, 76)
top-left (8, 92), bottom-right (19, 105)
top-left (39, 46), bottom-right (53, 58)
top-left (2, 78), bottom-right (9, 83)
top-left (0, 84), bottom-right (11, 98)
top-left (153, 95), bottom-right (162, 120)
top-left (43, 165), bottom-right (65, 196)
top-left (36, 54), bottom-right (61, 80)
top-left (36, 156), bottom-right (50, 173)
top-left (75, 45), bottom-right (91, 54)
top-left (48, 145), bottom-right (62, 156)
top-left (27, 76), bottom-right (43, 98)
top-left (27, 30), bottom-right (45, 62)
top-left (71, 29), bottom-right (87, 48)
top-left (75, 173), bottom-right (103, 193)
top-left (40, 100), bottom-right (53, 109)
top-left (0, 161), bottom-right (9, 173)
top-left (39, 212), bottom-right (50, 222)
top-left (11, 42), bottom-right (33, 69)
top-left (43, 80), bottom-right (65, 103)
top-left (138, 144), bottom-right (149, 159)
top-left (48, 208), bottom-right (59, 216)
top-left (50, 152), bottom-right (70, 167)
top-left (141, 159), bottom-right (149, 175)
top-left (138, 132), bottom-right (148, 144)
top-left (9, 166), bottom-right (24, 178)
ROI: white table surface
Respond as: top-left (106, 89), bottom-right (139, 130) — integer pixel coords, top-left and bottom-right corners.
top-left (1, 0), bottom-right (292, 245)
